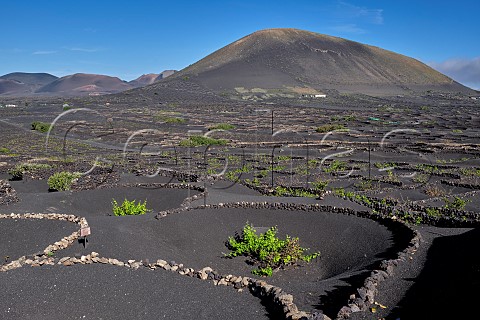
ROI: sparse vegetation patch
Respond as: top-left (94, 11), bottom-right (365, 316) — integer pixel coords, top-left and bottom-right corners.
top-left (208, 123), bottom-right (236, 131)
top-left (226, 223), bottom-right (319, 276)
top-left (315, 124), bottom-right (347, 133)
top-left (31, 121), bottom-right (53, 133)
top-left (47, 171), bottom-right (81, 191)
top-left (9, 163), bottom-right (52, 180)
top-left (443, 196), bottom-right (470, 211)
top-left (179, 135), bottom-right (228, 147)
top-left (154, 111), bottom-right (187, 123)
top-left (112, 199), bottom-right (150, 216)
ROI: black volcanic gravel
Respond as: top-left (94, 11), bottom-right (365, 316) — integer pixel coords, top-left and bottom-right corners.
top-left (0, 264), bottom-right (269, 320)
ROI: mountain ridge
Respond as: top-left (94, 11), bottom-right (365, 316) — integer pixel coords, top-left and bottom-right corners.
top-left (0, 29), bottom-right (475, 97)
top-left (36, 73), bottom-right (132, 95)
top-left (0, 72), bottom-right (59, 95)
top-left (164, 28), bottom-right (473, 96)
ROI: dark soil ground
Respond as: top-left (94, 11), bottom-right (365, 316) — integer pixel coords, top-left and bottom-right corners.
top-left (0, 219), bottom-right (77, 262)
top-left (0, 264), bottom-right (269, 320)
top-left (0, 93), bottom-right (478, 319)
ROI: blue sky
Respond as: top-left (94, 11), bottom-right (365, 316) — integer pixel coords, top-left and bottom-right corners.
top-left (2, 0), bottom-right (479, 89)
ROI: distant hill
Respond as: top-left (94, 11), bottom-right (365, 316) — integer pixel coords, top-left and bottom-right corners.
top-left (155, 70), bottom-right (176, 81)
top-left (0, 79), bottom-right (27, 95)
top-left (129, 74), bottom-right (160, 87)
top-left (0, 72), bottom-right (58, 95)
top-left (165, 28), bottom-right (474, 96)
top-left (0, 71), bottom-right (167, 96)
top-left (36, 73), bottom-right (133, 95)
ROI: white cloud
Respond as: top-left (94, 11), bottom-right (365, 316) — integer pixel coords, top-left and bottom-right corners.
top-left (32, 50), bottom-right (57, 55)
top-left (68, 47), bottom-right (102, 53)
top-left (337, 1), bottom-right (384, 25)
top-left (330, 24), bottom-right (366, 34)
top-left (429, 57), bottom-right (480, 90)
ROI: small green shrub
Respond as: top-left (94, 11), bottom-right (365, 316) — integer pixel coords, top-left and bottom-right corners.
top-left (179, 135), bottom-right (228, 147)
top-left (416, 164), bottom-right (439, 174)
top-left (384, 170), bottom-right (400, 183)
top-left (208, 123), bottom-right (236, 131)
top-left (374, 162), bottom-right (396, 169)
top-left (443, 196), bottom-right (470, 211)
top-left (31, 121), bottom-right (53, 133)
top-left (316, 124), bottom-right (347, 133)
top-left (154, 111), bottom-right (185, 123)
top-left (224, 165), bottom-right (251, 181)
top-left (272, 186), bottom-right (318, 198)
top-left (323, 160), bottom-right (348, 173)
top-left (413, 173), bottom-right (429, 183)
top-left (244, 177), bottom-right (261, 187)
top-left (9, 163), bottom-right (52, 180)
top-left (276, 155), bottom-right (291, 162)
top-left (8, 166), bottom-right (24, 180)
top-left (164, 117), bottom-right (186, 124)
top-left (155, 113), bottom-right (186, 123)
top-left (355, 179), bottom-right (373, 191)
top-left (436, 157), bottom-right (469, 164)
top-left (251, 266), bottom-right (273, 277)
top-left (226, 223), bottom-right (320, 276)
top-left (0, 147), bottom-right (10, 154)
top-left (426, 207), bottom-right (440, 217)
top-left (415, 216), bottom-right (423, 225)
top-left (112, 199), bottom-right (150, 216)
top-left (47, 171), bottom-right (81, 191)
top-left (272, 165), bottom-right (286, 171)
top-left (459, 167), bottom-right (480, 177)
top-left (312, 180), bottom-right (328, 191)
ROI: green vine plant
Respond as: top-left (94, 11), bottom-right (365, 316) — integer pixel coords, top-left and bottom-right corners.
top-left (47, 171), bottom-right (81, 191)
top-left (112, 199), bottom-right (150, 216)
top-left (443, 196), bottom-right (470, 211)
top-left (9, 163), bottom-right (52, 180)
top-left (225, 223), bottom-right (320, 276)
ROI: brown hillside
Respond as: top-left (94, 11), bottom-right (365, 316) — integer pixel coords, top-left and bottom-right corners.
top-left (167, 28), bottom-right (473, 96)
top-left (129, 74), bottom-right (160, 87)
top-left (36, 73), bottom-right (132, 95)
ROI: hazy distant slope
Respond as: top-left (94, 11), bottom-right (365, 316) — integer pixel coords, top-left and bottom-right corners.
top-left (155, 70), bottom-right (176, 81)
top-left (0, 72), bottom-right (58, 94)
top-left (36, 73), bottom-right (133, 95)
top-left (129, 74), bottom-right (160, 87)
top-left (0, 79), bottom-right (27, 95)
top-left (167, 28), bottom-right (473, 96)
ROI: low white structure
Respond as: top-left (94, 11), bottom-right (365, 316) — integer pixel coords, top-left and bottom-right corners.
top-left (5, 104), bottom-right (16, 108)
top-left (302, 94), bottom-right (327, 98)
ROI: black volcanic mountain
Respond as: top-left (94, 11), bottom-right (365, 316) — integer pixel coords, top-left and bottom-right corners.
top-left (165, 28), bottom-right (473, 96)
top-left (36, 73), bottom-right (133, 95)
top-left (0, 72), bottom-right (58, 95)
